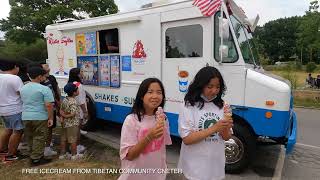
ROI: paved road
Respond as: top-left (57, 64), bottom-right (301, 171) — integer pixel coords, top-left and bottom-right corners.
top-left (282, 108), bottom-right (320, 180)
top-left (295, 108), bottom-right (320, 147)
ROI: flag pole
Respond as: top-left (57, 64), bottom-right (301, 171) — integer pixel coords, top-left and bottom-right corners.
top-left (219, 0), bottom-right (223, 63)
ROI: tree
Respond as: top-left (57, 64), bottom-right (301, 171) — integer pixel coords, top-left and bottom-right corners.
top-left (297, 11), bottom-right (320, 63)
top-left (255, 16), bottom-right (301, 62)
top-left (0, 0), bottom-right (118, 44)
top-left (0, 38), bottom-right (47, 62)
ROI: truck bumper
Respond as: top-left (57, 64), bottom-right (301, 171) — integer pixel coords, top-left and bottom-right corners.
top-left (286, 110), bottom-right (297, 154)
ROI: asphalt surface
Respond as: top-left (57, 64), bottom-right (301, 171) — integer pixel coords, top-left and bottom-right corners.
top-left (282, 108), bottom-right (320, 180)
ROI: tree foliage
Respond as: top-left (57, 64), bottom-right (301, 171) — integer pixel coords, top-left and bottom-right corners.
top-left (0, 0), bottom-right (118, 44)
top-left (254, 16), bottom-right (301, 63)
top-left (0, 38), bottom-right (47, 62)
top-left (297, 11), bottom-right (320, 63)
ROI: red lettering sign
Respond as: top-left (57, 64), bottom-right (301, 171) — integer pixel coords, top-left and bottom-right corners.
top-left (47, 34), bottom-right (74, 46)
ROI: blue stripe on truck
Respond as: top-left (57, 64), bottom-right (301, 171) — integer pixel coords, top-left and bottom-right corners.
top-left (96, 102), bottom-right (294, 138)
top-left (95, 102), bottom-right (180, 136)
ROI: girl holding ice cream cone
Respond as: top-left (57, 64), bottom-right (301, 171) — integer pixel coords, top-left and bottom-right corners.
top-left (119, 78), bottom-right (172, 180)
top-left (178, 66), bottom-right (233, 180)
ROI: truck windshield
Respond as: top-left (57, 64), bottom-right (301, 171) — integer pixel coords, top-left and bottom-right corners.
top-left (230, 15), bottom-right (260, 66)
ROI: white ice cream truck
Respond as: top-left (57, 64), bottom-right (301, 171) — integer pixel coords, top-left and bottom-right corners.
top-left (46, 0), bottom-right (297, 173)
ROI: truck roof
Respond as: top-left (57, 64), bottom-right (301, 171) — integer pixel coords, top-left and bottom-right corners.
top-left (46, 0), bottom-right (252, 32)
top-left (46, 0), bottom-right (194, 31)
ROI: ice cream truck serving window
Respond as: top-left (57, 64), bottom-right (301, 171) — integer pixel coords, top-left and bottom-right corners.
top-left (76, 28), bottom-right (120, 87)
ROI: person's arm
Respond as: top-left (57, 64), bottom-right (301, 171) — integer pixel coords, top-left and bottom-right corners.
top-left (219, 121), bottom-right (233, 141)
top-left (43, 86), bottom-right (55, 127)
top-left (60, 111), bottom-right (75, 118)
top-left (80, 104), bottom-right (88, 116)
top-left (45, 102), bottom-right (54, 127)
top-left (126, 123), bottom-right (164, 161)
top-left (219, 127), bottom-right (233, 140)
top-left (107, 45), bottom-right (119, 51)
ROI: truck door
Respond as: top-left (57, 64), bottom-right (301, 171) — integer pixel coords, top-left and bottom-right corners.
top-left (161, 18), bottom-right (211, 135)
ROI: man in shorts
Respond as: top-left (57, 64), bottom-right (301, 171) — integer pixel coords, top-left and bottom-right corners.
top-left (0, 59), bottom-right (24, 161)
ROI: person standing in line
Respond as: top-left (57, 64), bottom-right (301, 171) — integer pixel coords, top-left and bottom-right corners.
top-left (66, 68), bottom-right (88, 154)
top-left (20, 67), bottom-right (54, 166)
top-left (0, 60), bottom-right (24, 161)
top-left (178, 66), bottom-right (233, 180)
top-left (118, 78), bottom-right (172, 180)
top-left (39, 62), bottom-right (61, 157)
top-left (59, 82), bottom-right (84, 160)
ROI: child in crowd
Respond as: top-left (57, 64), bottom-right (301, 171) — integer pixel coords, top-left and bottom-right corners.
top-left (59, 82), bottom-right (83, 160)
top-left (118, 78), bottom-right (172, 180)
top-left (68, 68), bottom-right (87, 153)
top-left (178, 66), bottom-right (233, 180)
top-left (20, 67), bottom-right (54, 166)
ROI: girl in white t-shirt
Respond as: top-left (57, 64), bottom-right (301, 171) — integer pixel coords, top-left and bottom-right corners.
top-left (119, 78), bottom-right (172, 180)
top-left (178, 66), bottom-right (233, 180)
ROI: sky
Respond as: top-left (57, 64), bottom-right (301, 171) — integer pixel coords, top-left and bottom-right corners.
top-left (0, 0), bottom-right (311, 38)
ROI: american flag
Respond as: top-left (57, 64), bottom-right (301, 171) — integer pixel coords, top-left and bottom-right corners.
top-left (193, 0), bottom-right (222, 16)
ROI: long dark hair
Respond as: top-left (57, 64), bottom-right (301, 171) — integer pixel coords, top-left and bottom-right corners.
top-left (184, 66), bottom-right (226, 109)
top-left (68, 68), bottom-right (82, 83)
top-left (130, 78), bottom-right (166, 122)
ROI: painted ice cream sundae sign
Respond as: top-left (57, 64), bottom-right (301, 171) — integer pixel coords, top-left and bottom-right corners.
top-left (132, 40), bottom-right (147, 65)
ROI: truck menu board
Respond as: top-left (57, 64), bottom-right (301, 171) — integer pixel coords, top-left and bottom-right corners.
top-left (110, 55), bottom-right (120, 88)
top-left (77, 56), bottom-right (98, 85)
top-left (99, 56), bottom-right (111, 87)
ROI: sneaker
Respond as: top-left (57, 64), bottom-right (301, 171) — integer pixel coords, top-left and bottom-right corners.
top-left (59, 153), bottom-right (71, 160)
top-left (31, 157), bottom-right (52, 166)
top-left (77, 145), bottom-right (86, 154)
top-left (71, 153), bottom-right (83, 160)
top-left (18, 143), bottom-right (29, 151)
top-left (44, 147), bottom-right (58, 157)
top-left (4, 155), bottom-right (19, 161)
top-left (80, 130), bottom-right (88, 135)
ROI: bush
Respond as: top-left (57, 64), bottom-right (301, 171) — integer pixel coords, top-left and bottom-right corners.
top-left (294, 62), bottom-right (303, 71)
top-left (306, 62), bottom-right (317, 73)
top-left (283, 70), bottom-right (298, 89)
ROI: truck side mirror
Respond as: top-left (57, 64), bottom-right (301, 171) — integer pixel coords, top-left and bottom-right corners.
top-left (219, 45), bottom-right (229, 59)
top-left (219, 17), bottom-right (230, 40)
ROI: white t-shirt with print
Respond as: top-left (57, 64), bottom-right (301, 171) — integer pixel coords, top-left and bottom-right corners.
top-left (0, 74), bottom-right (23, 116)
top-left (178, 102), bottom-right (226, 180)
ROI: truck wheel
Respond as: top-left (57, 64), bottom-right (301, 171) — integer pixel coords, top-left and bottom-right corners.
top-left (81, 95), bottom-right (96, 131)
top-left (225, 123), bottom-right (256, 174)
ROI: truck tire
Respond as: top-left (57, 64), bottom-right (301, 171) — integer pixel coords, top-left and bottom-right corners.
top-left (225, 122), bottom-right (256, 174)
top-left (81, 95), bottom-right (96, 131)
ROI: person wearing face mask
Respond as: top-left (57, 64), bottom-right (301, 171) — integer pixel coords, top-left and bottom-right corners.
top-left (178, 66), bottom-right (233, 180)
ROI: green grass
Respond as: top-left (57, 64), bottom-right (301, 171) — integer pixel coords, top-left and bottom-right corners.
top-left (294, 97), bottom-right (320, 108)
top-left (0, 126), bottom-right (120, 180)
top-left (267, 69), bottom-right (320, 108)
